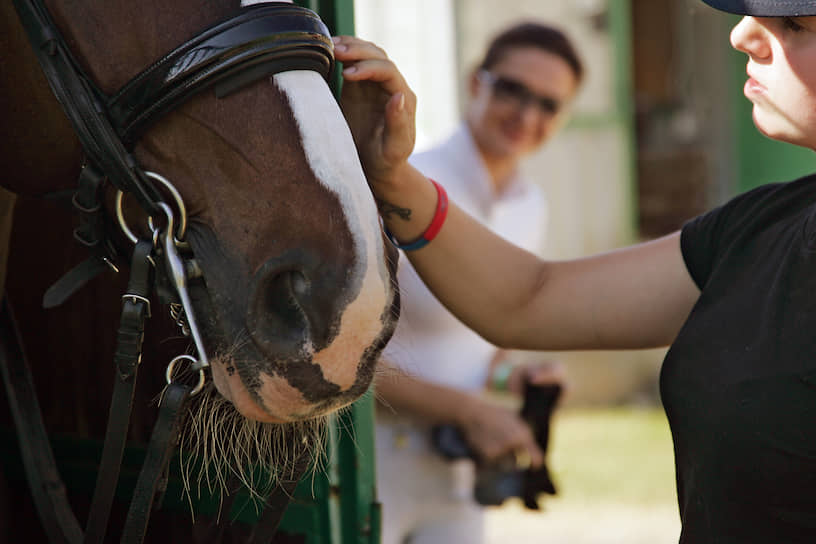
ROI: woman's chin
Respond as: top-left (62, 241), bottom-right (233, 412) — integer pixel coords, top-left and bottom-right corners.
top-left (751, 108), bottom-right (811, 148)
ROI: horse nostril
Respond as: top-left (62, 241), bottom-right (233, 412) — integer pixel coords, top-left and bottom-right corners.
top-left (290, 270), bottom-right (308, 298)
top-left (247, 251), bottom-right (348, 360)
top-left (251, 269), bottom-right (310, 349)
top-left (247, 248), bottom-right (338, 353)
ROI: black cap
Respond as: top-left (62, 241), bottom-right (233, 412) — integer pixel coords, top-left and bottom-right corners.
top-left (702, 0), bottom-right (816, 16)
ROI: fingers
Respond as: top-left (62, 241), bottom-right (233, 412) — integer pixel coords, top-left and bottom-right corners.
top-left (465, 405), bottom-right (545, 469)
top-left (334, 35), bottom-right (417, 182)
top-left (526, 361), bottom-right (566, 386)
top-left (512, 426), bottom-right (545, 469)
top-left (489, 424), bottom-right (544, 469)
top-left (332, 36), bottom-right (413, 99)
top-left (332, 35), bottom-right (388, 61)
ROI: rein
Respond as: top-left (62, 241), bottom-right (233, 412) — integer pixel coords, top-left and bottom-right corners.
top-left (4, 1), bottom-right (335, 542)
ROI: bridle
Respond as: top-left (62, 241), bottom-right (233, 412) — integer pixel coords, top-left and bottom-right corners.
top-left (2, 1), bottom-right (335, 542)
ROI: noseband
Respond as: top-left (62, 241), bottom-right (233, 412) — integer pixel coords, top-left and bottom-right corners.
top-left (5, 2), bottom-right (335, 542)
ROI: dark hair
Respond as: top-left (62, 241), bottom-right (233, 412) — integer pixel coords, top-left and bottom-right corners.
top-left (478, 22), bottom-right (584, 85)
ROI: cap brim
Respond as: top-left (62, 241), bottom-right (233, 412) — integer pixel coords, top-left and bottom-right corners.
top-left (702, 0), bottom-right (816, 16)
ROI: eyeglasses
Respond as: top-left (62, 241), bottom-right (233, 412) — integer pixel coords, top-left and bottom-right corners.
top-left (477, 70), bottom-right (561, 116)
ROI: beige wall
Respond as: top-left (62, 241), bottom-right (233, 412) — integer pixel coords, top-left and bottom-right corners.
top-left (455, 1), bottom-right (659, 406)
top-left (453, 0), bottom-right (635, 258)
top-left (356, 0), bottom-right (667, 405)
top-left (353, 0), bottom-right (460, 152)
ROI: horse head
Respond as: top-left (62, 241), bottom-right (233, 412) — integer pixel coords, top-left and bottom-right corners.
top-left (0, 1), bottom-right (399, 426)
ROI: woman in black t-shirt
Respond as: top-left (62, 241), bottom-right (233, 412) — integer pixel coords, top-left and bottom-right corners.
top-left (335, 1), bottom-right (816, 542)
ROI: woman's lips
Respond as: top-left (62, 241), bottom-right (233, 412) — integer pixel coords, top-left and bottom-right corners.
top-left (744, 76), bottom-right (765, 97)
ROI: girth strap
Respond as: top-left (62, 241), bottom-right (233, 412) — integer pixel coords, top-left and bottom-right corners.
top-left (0, 298), bottom-right (83, 544)
top-left (84, 240), bottom-right (154, 544)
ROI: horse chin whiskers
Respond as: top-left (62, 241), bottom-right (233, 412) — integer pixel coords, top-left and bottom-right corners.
top-left (177, 382), bottom-right (328, 517)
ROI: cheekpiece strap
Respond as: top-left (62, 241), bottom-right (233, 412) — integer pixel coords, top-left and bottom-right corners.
top-left (12, 1), bottom-right (334, 216)
top-left (42, 164), bottom-right (120, 309)
top-left (11, 0), bottom-right (164, 216)
top-left (84, 240), bottom-right (154, 544)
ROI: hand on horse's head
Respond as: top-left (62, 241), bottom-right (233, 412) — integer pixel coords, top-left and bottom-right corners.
top-left (333, 35), bottom-right (417, 191)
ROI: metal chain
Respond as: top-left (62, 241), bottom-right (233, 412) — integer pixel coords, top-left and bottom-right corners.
top-left (169, 303), bottom-right (190, 337)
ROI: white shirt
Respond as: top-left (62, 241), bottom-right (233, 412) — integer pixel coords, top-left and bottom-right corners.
top-left (382, 123), bottom-right (546, 391)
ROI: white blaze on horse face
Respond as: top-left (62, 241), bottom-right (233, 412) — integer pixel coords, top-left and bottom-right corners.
top-left (271, 70), bottom-right (393, 392)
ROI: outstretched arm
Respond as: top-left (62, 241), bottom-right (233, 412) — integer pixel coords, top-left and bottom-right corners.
top-left (376, 360), bottom-right (545, 467)
top-left (335, 36), bottom-right (701, 351)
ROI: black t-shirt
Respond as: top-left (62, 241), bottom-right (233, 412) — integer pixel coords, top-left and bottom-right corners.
top-left (663, 174), bottom-right (816, 543)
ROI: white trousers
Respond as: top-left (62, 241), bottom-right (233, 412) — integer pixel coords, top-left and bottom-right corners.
top-left (375, 417), bottom-right (484, 544)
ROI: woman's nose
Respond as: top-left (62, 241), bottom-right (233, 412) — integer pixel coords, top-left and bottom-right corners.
top-left (730, 16), bottom-right (771, 60)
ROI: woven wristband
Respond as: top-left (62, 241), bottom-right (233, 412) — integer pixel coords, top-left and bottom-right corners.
top-left (385, 178), bottom-right (448, 251)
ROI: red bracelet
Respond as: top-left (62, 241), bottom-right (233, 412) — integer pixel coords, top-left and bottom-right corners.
top-left (384, 178), bottom-right (448, 251)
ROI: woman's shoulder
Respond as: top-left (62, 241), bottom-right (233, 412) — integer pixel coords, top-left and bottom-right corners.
top-left (680, 172), bottom-right (816, 289)
top-left (695, 171), bottom-right (816, 229)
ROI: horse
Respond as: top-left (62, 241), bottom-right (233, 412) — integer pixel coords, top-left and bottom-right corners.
top-left (0, 0), bottom-right (399, 541)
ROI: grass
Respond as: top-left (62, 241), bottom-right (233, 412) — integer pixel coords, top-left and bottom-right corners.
top-left (485, 406), bottom-right (682, 543)
top-left (547, 406), bottom-right (678, 505)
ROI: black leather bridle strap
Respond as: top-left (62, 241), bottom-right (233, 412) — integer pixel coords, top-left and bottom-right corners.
top-left (121, 382), bottom-right (192, 543)
top-left (0, 298), bottom-right (83, 544)
top-left (83, 240), bottom-right (154, 544)
top-left (12, 0), bottom-right (334, 192)
top-left (108, 4), bottom-right (334, 143)
top-left (9, 1), bottom-right (337, 540)
top-left (43, 165), bottom-right (117, 309)
top-left (11, 0), bottom-right (163, 217)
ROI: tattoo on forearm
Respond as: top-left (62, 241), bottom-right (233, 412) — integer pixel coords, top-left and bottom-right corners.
top-left (376, 198), bottom-right (412, 221)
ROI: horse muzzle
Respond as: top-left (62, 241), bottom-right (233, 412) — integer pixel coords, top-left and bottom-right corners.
top-left (208, 245), bottom-right (396, 422)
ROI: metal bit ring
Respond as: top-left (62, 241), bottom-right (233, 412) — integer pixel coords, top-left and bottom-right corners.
top-left (116, 170), bottom-right (189, 248)
top-left (166, 354), bottom-right (207, 396)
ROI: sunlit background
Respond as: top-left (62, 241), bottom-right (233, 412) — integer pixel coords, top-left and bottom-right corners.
top-left (352, 0), bottom-right (816, 543)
